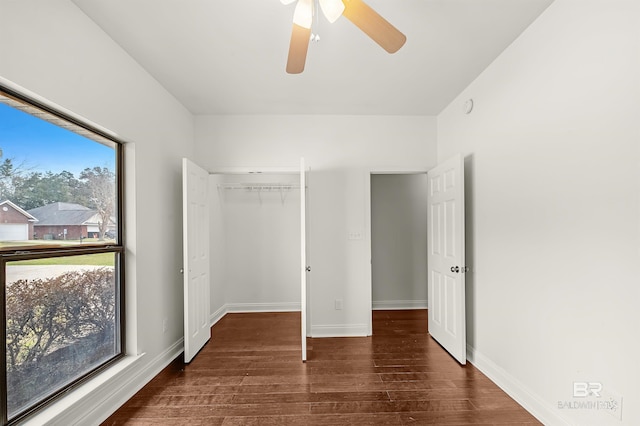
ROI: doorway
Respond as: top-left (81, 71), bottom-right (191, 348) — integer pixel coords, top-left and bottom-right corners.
top-left (209, 171), bottom-right (302, 314)
top-left (206, 163), bottom-right (309, 362)
top-left (368, 171), bottom-right (428, 334)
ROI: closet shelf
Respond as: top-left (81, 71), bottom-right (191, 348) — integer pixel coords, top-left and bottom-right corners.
top-left (218, 183), bottom-right (300, 192)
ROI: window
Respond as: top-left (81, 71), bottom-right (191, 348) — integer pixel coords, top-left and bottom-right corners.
top-left (0, 86), bottom-right (124, 425)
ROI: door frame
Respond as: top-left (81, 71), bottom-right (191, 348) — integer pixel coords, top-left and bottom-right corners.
top-left (364, 167), bottom-right (429, 336)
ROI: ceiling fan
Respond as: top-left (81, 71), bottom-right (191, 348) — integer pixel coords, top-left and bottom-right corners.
top-left (281, 0), bottom-right (406, 74)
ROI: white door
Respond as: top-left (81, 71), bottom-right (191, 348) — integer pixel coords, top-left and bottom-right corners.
top-left (182, 158), bottom-right (211, 363)
top-left (300, 157), bottom-right (308, 362)
top-left (427, 154), bottom-right (466, 364)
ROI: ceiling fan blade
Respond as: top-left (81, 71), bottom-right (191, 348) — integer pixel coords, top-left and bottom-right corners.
top-left (342, 0), bottom-right (406, 53)
top-left (286, 23), bottom-right (312, 74)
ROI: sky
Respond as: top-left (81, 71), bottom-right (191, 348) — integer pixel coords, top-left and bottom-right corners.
top-left (0, 102), bottom-right (116, 177)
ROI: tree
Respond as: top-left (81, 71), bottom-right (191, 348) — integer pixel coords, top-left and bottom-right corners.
top-left (5, 268), bottom-right (115, 368)
top-left (0, 149), bottom-right (34, 203)
top-left (0, 157), bottom-right (30, 201)
top-left (9, 170), bottom-right (91, 210)
top-left (0, 147), bottom-right (115, 225)
top-left (0, 157), bottom-right (16, 199)
top-left (5, 268), bottom-right (116, 411)
top-left (80, 167), bottom-right (115, 239)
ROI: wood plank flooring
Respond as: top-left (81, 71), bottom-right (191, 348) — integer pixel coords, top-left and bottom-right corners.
top-left (102, 310), bottom-right (540, 425)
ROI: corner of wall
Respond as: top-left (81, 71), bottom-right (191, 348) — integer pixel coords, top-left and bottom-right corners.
top-left (466, 344), bottom-right (570, 426)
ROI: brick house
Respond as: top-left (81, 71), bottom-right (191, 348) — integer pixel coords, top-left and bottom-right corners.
top-left (0, 200), bottom-right (38, 241)
top-left (27, 202), bottom-right (112, 240)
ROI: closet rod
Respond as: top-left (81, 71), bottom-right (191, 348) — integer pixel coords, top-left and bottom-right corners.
top-left (218, 183), bottom-right (301, 191)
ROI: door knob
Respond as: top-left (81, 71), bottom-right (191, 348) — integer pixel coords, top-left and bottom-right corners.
top-left (450, 266), bottom-right (460, 273)
top-left (306, 266), bottom-right (311, 272)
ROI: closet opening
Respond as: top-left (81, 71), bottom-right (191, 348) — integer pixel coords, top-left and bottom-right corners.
top-left (210, 171), bottom-right (302, 315)
top-left (207, 163), bottom-right (309, 361)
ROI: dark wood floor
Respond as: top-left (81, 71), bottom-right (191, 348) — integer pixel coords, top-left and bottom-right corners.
top-left (102, 310), bottom-right (540, 425)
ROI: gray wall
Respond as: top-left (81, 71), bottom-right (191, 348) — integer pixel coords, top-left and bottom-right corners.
top-left (371, 174), bottom-right (427, 309)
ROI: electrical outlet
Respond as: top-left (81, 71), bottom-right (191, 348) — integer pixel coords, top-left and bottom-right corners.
top-left (335, 299), bottom-right (343, 310)
top-left (162, 318), bottom-right (168, 333)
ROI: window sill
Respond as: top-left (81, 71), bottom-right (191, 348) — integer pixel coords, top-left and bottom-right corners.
top-left (19, 353), bottom-right (146, 426)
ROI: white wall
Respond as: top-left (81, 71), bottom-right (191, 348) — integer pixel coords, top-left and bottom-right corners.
top-left (438, 1), bottom-right (640, 424)
top-left (1, 1), bottom-right (194, 423)
top-left (195, 115), bottom-right (437, 335)
top-left (371, 174), bottom-right (427, 309)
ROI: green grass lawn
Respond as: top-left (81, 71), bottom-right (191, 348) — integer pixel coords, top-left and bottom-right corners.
top-left (0, 239), bottom-right (115, 248)
top-left (12, 252), bottom-right (115, 266)
top-left (1, 240), bottom-right (116, 266)
top-left (0, 241), bottom-right (45, 248)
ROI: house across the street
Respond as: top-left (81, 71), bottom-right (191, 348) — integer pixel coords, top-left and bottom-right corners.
top-left (0, 200), bottom-right (38, 241)
top-left (27, 202), bottom-right (112, 240)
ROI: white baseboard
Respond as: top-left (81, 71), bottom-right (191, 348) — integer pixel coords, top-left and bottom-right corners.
top-left (24, 339), bottom-right (183, 426)
top-left (311, 323), bottom-right (369, 338)
top-left (467, 344), bottom-right (570, 426)
top-left (372, 300), bottom-right (427, 310)
top-left (83, 339), bottom-right (184, 425)
top-left (210, 304), bottom-right (227, 327)
top-left (225, 301), bottom-right (301, 313)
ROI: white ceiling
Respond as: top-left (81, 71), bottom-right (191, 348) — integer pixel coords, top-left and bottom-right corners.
top-left (71, 0), bottom-right (553, 115)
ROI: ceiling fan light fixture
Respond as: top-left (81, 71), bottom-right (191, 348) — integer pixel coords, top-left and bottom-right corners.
top-left (292, 0), bottom-right (313, 29)
top-left (319, 0), bottom-right (345, 23)
top-left (283, 0), bottom-right (405, 74)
